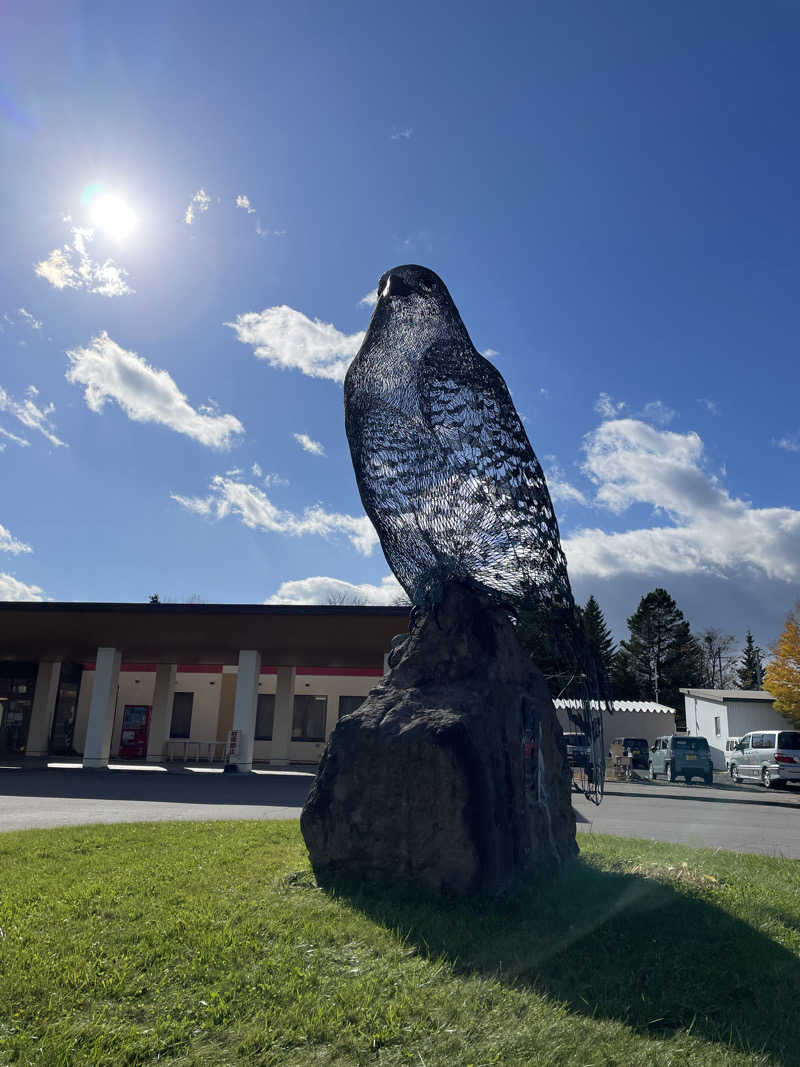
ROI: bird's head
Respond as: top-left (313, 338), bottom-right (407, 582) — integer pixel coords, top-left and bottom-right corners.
top-left (355, 265), bottom-right (468, 372)
top-left (376, 264), bottom-right (451, 305)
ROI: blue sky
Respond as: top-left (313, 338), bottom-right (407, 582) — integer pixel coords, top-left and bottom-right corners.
top-left (2, 1), bottom-right (799, 650)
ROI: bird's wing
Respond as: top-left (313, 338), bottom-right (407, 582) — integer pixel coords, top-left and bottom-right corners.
top-left (416, 340), bottom-right (573, 609)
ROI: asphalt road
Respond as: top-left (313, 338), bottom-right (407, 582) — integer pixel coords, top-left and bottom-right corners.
top-left (575, 776), bottom-right (800, 857)
top-left (0, 766), bottom-right (312, 832)
top-left (2, 767), bottom-right (799, 859)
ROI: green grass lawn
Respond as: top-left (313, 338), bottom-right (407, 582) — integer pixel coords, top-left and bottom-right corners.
top-left (1, 823), bottom-right (799, 1066)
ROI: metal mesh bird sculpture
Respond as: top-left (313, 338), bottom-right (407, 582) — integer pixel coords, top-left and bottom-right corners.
top-left (344, 265), bottom-right (609, 800)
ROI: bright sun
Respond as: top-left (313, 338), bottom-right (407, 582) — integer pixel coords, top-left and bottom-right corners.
top-left (89, 193), bottom-right (138, 240)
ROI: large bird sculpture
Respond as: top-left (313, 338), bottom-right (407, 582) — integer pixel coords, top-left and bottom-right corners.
top-left (344, 264), bottom-right (609, 799)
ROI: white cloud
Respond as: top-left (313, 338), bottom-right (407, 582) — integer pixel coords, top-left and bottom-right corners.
top-left (0, 385), bottom-right (65, 447)
top-left (0, 572), bottom-right (47, 601)
top-left (266, 573), bottom-right (406, 605)
top-left (66, 332), bottom-right (244, 449)
top-left (698, 397), bottom-right (721, 416)
top-left (185, 189), bottom-right (211, 225)
top-left (562, 417), bottom-right (800, 585)
top-left (270, 573), bottom-right (407, 605)
top-left (391, 126), bottom-right (413, 140)
top-left (0, 425), bottom-right (30, 448)
top-left (0, 522), bottom-right (32, 555)
top-left (172, 474), bottom-right (378, 555)
top-left (542, 455), bottom-right (587, 507)
top-left (226, 306), bottom-right (364, 383)
top-left (293, 432), bottom-right (326, 456)
top-left (640, 400), bottom-right (677, 425)
top-left (594, 392), bottom-right (627, 419)
top-left (17, 308), bottom-right (42, 331)
top-left (482, 348), bottom-right (500, 359)
top-left (34, 227), bottom-right (132, 297)
top-left (775, 434), bottom-right (800, 453)
top-left (235, 194), bottom-right (256, 214)
top-left (359, 289), bottom-right (378, 308)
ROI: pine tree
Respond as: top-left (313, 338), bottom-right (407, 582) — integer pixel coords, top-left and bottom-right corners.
top-left (736, 630), bottom-right (765, 689)
top-left (581, 595), bottom-right (616, 677)
top-left (764, 605), bottom-right (800, 727)
top-left (615, 588), bottom-right (701, 712)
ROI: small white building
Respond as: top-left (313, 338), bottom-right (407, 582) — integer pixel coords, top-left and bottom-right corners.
top-left (680, 688), bottom-right (787, 770)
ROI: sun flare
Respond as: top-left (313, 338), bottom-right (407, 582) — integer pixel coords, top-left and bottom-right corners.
top-left (89, 193), bottom-right (138, 240)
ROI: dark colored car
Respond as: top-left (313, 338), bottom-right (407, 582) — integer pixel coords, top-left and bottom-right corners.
top-left (610, 736), bottom-right (650, 769)
top-left (563, 732), bottom-right (591, 769)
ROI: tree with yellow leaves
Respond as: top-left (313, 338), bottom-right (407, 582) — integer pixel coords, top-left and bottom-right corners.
top-left (764, 604), bottom-right (800, 727)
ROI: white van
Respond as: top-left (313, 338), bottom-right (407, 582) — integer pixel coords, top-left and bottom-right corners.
top-left (724, 737), bottom-right (741, 771)
top-left (729, 730), bottom-right (800, 787)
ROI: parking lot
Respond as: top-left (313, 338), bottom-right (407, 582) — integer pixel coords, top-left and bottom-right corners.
top-left (575, 772), bottom-right (800, 857)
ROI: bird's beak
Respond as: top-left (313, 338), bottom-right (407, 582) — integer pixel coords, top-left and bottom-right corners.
top-left (381, 274), bottom-right (412, 299)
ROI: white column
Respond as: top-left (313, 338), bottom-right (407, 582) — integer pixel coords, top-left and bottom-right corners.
top-left (26, 661), bottom-right (62, 763)
top-left (147, 664), bottom-right (177, 762)
top-left (82, 647), bottom-right (121, 769)
top-left (270, 666), bottom-right (295, 766)
top-left (231, 650), bottom-right (261, 772)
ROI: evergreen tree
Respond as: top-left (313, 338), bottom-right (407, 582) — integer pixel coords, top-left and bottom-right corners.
top-left (581, 595), bottom-right (616, 677)
top-left (764, 605), bottom-right (800, 727)
top-left (736, 630), bottom-right (765, 689)
top-left (615, 588), bottom-right (701, 713)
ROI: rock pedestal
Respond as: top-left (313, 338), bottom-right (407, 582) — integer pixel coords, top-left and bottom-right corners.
top-left (301, 582), bottom-right (576, 896)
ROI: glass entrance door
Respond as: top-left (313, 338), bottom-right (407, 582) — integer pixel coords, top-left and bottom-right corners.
top-left (0, 667), bottom-right (36, 757)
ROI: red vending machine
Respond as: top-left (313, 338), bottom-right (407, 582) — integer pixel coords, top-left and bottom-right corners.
top-left (118, 705), bottom-right (151, 759)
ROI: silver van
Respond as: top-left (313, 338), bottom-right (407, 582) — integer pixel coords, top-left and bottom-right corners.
top-left (724, 737), bottom-right (740, 771)
top-left (729, 730), bottom-right (800, 788)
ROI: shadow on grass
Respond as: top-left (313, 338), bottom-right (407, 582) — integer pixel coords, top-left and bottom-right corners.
top-left (323, 857), bottom-right (800, 1064)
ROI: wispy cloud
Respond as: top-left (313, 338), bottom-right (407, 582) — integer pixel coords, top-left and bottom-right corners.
top-left (16, 308), bottom-right (42, 331)
top-left (185, 189), bottom-right (211, 225)
top-left (594, 392), bottom-right (627, 419)
top-left (698, 397), bottom-right (721, 416)
top-left (34, 227), bottom-right (132, 297)
top-left (542, 455), bottom-right (587, 507)
top-left (0, 425), bottom-right (30, 449)
top-left (358, 289), bottom-right (378, 308)
top-left (0, 521), bottom-right (32, 555)
top-left (293, 432), bottom-right (326, 456)
top-left (595, 392), bottom-right (676, 425)
top-left (0, 572), bottom-right (47, 601)
top-left (640, 400), bottom-right (677, 425)
top-left (235, 194), bottom-right (256, 214)
top-left (172, 474), bottom-right (378, 555)
top-left (226, 307), bottom-right (364, 383)
top-left (0, 385), bottom-right (65, 447)
top-left (774, 434), bottom-right (800, 453)
top-left (66, 332), bottom-right (244, 449)
top-left (266, 573), bottom-right (405, 605)
top-left (482, 348), bottom-right (500, 359)
top-left (391, 126), bottom-right (413, 140)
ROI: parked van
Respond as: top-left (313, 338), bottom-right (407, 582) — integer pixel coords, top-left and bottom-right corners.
top-left (649, 735), bottom-right (713, 784)
top-left (724, 737), bottom-right (741, 771)
top-left (609, 737), bottom-right (649, 769)
top-left (728, 730), bottom-right (800, 788)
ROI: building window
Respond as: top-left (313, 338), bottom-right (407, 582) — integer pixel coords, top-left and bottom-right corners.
top-left (255, 693), bottom-right (275, 739)
top-left (714, 716), bottom-right (721, 736)
top-left (292, 695), bottom-right (327, 741)
top-left (170, 692), bottom-right (193, 738)
top-left (338, 695), bottom-right (365, 719)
